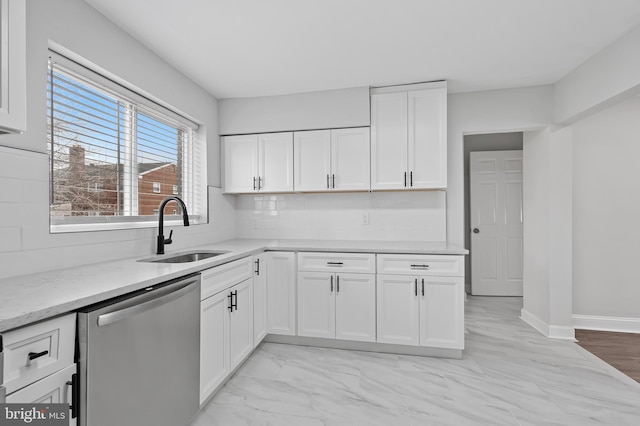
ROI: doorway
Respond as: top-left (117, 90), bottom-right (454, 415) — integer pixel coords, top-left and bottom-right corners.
top-left (463, 133), bottom-right (523, 295)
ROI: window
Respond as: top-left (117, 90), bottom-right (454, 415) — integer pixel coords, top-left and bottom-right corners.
top-left (47, 51), bottom-right (206, 232)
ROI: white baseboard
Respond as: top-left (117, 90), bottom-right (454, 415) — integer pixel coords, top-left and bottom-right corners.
top-left (520, 309), bottom-right (575, 340)
top-left (573, 314), bottom-right (640, 334)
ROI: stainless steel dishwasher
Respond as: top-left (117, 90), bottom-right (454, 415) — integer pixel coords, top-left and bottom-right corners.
top-left (77, 274), bottom-right (200, 426)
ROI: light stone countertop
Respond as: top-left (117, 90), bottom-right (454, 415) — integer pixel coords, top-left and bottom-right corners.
top-left (0, 238), bottom-right (467, 333)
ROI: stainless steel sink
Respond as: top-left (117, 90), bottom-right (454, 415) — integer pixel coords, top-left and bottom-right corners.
top-left (139, 250), bottom-right (229, 263)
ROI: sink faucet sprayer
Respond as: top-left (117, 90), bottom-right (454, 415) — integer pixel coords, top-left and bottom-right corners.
top-left (157, 196), bottom-right (190, 255)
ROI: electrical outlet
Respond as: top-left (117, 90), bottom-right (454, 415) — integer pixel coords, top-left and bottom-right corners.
top-left (361, 213), bottom-right (370, 225)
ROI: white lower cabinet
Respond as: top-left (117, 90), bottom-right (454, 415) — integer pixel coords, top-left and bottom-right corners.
top-left (376, 275), bottom-right (420, 345)
top-left (199, 259), bottom-right (254, 404)
top-left (297, 252), bottom-right (376, 342)
top-left (376, 254), bottom-right (465, 350)
top-left (253, 253), bottom-right (267, 346)
top-left (199, 289), bottom-right (229, 404)
top-left (298, 272), bottom-right (376, 342)
top-left (266, 252), bottom-right (296, 336)
top-left (5, 364), bottom-right (77, 425)
top-left (1, 313), bottom-right (77, 424)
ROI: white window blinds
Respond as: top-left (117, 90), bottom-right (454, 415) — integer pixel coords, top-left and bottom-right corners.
top-left (47, 52), bottom-right (206, 232)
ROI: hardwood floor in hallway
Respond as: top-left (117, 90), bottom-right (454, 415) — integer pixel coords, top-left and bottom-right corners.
top-left (190, 297), bottom-right (640, 425)
top-left (575, 329), bottom-right (640, 383)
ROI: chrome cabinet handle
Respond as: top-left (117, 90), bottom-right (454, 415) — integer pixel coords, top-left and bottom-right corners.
top-left (330, 275), bottom-right (334, 292)
top-left (327, 262), bottom-right (343, 266)
top-left (258, 177), bottom-right (262, 190)
top-left (327, 174), bottom-right (330, 189)
top-left (255, 258), bottom-right (260, 275)
top-left (253, 177), bottom-right (257, 190)
top-left (336, 275), bottom-right (340, 293)
top-left (404, 172), bottom-right (407, 187)
top-left (414, 278), bottom-right (418, 296)
top-left (421, 278), bottom-right (425, 296)
top-left (410, 171), bottom-right (413, 187)
top-left (332, 174), bottom-right (335, 189)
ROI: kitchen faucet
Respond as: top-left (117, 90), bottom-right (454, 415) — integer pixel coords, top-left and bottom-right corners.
top-left (157, 196), bottom-right (190, 254)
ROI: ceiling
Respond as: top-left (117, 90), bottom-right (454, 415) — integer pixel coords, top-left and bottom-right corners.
top-left (84, 0), bottom-right (640, 100)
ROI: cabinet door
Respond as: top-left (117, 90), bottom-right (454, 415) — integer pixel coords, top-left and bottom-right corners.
top-left (0, 0), bottom-right (26, 134)
top-left (258, 132), bottom-right (293, 192)
top-left (407, 88), bottom-right (447, 189)
top-left (229, 279), bottom-right (254, 370)
top-left (253, 254), bottom-right (268, 346)
top-left (419, 276), bottom-right (464, 349)
top-left (330, 128), bottom-right (370, 191)
top-left (6, 364), bottom-right (77, 425)
top-left (224, 134), bottom-right (258, 193)
top-left (376, 274), bottom-right (419, 345)
top-left (294, 130), bottom-right (331, 191)
top-left (371, 92), bottom-right (408, 190)
top-left (266, 252), bottom-right (296, 335)
top-left (335, 273), bottom-right (376, 342)
top-left (297, 272), bottom-right (335, 338)
top-left (200, 290), bottom-right (230, 403)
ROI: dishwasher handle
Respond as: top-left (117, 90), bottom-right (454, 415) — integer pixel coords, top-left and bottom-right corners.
top-left (97, 278), bottom-right (198, 327)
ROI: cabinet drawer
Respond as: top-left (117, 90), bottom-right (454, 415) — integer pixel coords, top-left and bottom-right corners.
top-left (297, 252), bottom-right (375, 273)
top-left (377, 254), bottom-right (464, 277)
top-left (201, 257), bottom-right (253, 300)
top-left (3, 314), bottom-right (76, 395)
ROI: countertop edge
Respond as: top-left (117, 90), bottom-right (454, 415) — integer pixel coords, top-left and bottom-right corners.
top-left (0, 239), bottom-right (467, 332)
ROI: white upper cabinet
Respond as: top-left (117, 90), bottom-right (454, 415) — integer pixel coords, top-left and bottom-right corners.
top-left (0, 0), bottom-right (26, 134)
top-left (294, 130), bottom-right (331, 191)
top-left (371, 92), bottom-right (408, 190)
top-left (258, 132), bottom-right (294, 192)
top-left (294, 127), bottom-right (370, 192)
top-left (371, 84), bottom-right (447, 190)
top-left (330, 128), bottom-right (370, 191)
top-left (224, 134), bottom-right (258, 193)
top-left (224, 132), bottom-right (293, 193)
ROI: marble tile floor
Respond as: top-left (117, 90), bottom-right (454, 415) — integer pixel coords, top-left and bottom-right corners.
top-left (190, 297), bottom-right (640, 425)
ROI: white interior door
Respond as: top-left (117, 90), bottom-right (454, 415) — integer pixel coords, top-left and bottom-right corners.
top-left (470, 150), bottom-right (523, 296)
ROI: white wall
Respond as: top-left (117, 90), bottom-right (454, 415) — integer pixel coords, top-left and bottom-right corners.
top-left (522, 129), bottom-right (552, 328)
top-left (219, 87), bottom-right (370, 135)
top-left (0, 0), bottom-right (236, 279)
top-left (448, 86), bottom-right (554, 248)
top-left (521, 127), bottom-right (573, 339)
top-left (235, 191), bottom-right (446, 242)
top-left (554, 25), bottom-right (640, 124)
top-left (572, 97), bottom-right (640, 320)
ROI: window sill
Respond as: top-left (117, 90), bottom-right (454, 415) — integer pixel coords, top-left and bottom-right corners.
top-left (50, 217), bottom-right (204, 234)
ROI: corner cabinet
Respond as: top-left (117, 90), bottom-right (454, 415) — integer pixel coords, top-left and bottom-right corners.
top-left (371, 83), bottom-right (447, 190)
top-left (0, 0), bottom-right (26, 134)
top-left (223, 132), bottom-right (294, 193)
top-left (293, 127), bottom-right (370, 192)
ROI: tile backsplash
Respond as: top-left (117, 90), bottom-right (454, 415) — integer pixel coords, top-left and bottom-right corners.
top-left (235, 191), bottom-right (447, 241)
top-left (0, 146), bottom-right (237, 279)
